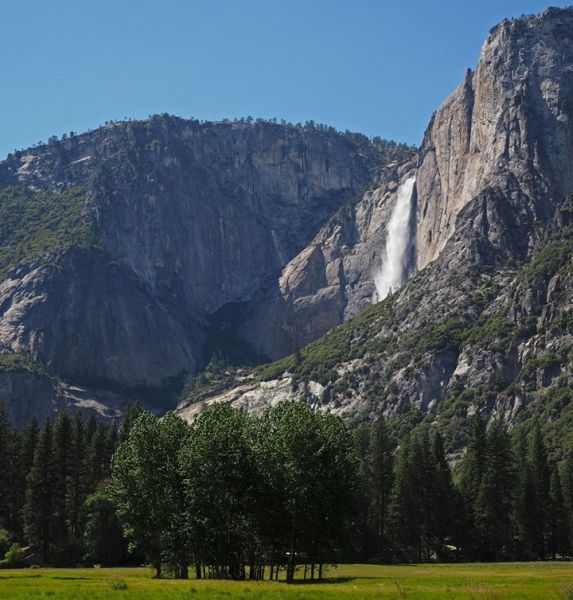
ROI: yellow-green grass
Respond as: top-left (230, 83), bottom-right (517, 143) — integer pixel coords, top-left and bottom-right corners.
top-left (1, 563), bottom-right (573, 599)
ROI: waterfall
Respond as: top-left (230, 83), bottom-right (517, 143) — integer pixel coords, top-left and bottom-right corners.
top-left (373, 176), bottom-right (416, 301)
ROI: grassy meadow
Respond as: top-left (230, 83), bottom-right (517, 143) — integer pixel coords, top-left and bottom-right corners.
top-left (1, 563), bottom-right (573, 599)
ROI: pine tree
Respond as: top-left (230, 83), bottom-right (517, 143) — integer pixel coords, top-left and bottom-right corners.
top-left (0, 405), bottom-right (25, 538)
top-left (475, 420), bottom-right (513, 560)
top-left (430, 430), bottom-right (455, 556)
top-left (549, 467), bottom-right (570, 559)
top-left (84, 415), bottom-right (97, 447)
top-left (83, 492), bottom-right (127, 566)
top-left (367, 416), bottom-right (394, 560)
top-left (389, 434), bottom-right (413, 559)
top-left (457, 413), bottom-right (487, 505)
top-left (88, 423), bottom-right (107, 490)
top-left (105, 421), bottom-right (119, 472)
top-left (52, 411), bottom-right (74, 560)
top-left (456, 413), bottom-right (487, 557)
top-left (389, 430), bottom-right (434, 561)
top-left (561, 451), bottom-right (573, 516)
top-left (118, 404), bottom-right (142, 444)
top-left (354, 424), bottom-right (370, 465)
top-left (560, 450), bottom-right (573, 550)
top-left (352, 424), bottom-right (373, 559)
top-left (417, 428), bottom-right (437, 560)
top-left (24, 419), bottom-right (56, 564)
top-left (0, 403), bottom-right (12, 530)
top-left (69, 413), bottom-right (87, 539)
top-left (14, 417), bottom-right (40, 542)
top-left (20, 417), bottom-right (39, 475)
top-left (517, 461), bottom-right (538, 558)
top-left (510, 426), bottom-right (532, 558)
top-left (4, 417), bottom-right (21, 537)
top-left (528, 422), bottom-right (550, 559)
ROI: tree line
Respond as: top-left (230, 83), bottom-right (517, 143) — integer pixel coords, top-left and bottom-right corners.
top-left (0, 401), bottom-right (572, 579)
top-left (6, 113), bottom-right (413, 161)
top-left (356, 415), bottom-right (573, 563)
top-left (0, 403), bottom-right (142, 567)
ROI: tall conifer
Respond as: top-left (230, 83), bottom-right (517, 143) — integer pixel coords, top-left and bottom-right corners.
top-left (24, 419), bottom-right (56, 564)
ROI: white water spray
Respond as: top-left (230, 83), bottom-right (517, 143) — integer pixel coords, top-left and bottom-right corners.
top-left (373, 176), bottom-right (416, 301)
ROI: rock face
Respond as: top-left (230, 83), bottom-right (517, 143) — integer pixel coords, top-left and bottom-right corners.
top-left (416, 9), bottom-right (573, 268)
top-left (0, 371), bottom-right (62, 429)
top-left (0, 369), bottom-right (128, 428)
top-left (0, 249), bottom-right (199, 388)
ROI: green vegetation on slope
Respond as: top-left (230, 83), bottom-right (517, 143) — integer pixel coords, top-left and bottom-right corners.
top-left (0, 186), bottom-right (93, 279)
top-left (511, 386), bottom-right (573, 460)
top-left (258, 298), bottom-right (396, 384)
top-left (0, 353), bottom-right (45, 376)
top-left (260, 223), bottom-right (573, 386)
top-left (517, 223), bottom-right (573, 285)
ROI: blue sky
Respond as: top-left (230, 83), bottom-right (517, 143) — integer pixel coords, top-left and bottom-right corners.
top-left (1, 1), bottom-right (571, 158)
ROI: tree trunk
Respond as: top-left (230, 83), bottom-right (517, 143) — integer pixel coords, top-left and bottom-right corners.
top-left (195, 562), bottom-right (202, 580)
top-left (286, 558), bottom-right (295, 583)
top-left (287, 513), bottom-right (297, 583)
top-left (180, 561), bottom-right (189, 579)
top-left (42, 515), bottom-right (50, 564)
top-left (318, 563), bottom-right (323, 580)
top-left (153, 529), bottom-right (162, 578)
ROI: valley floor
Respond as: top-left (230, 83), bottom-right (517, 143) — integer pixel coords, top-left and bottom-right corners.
top-left (0, 563), bottom-right (572, 599)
